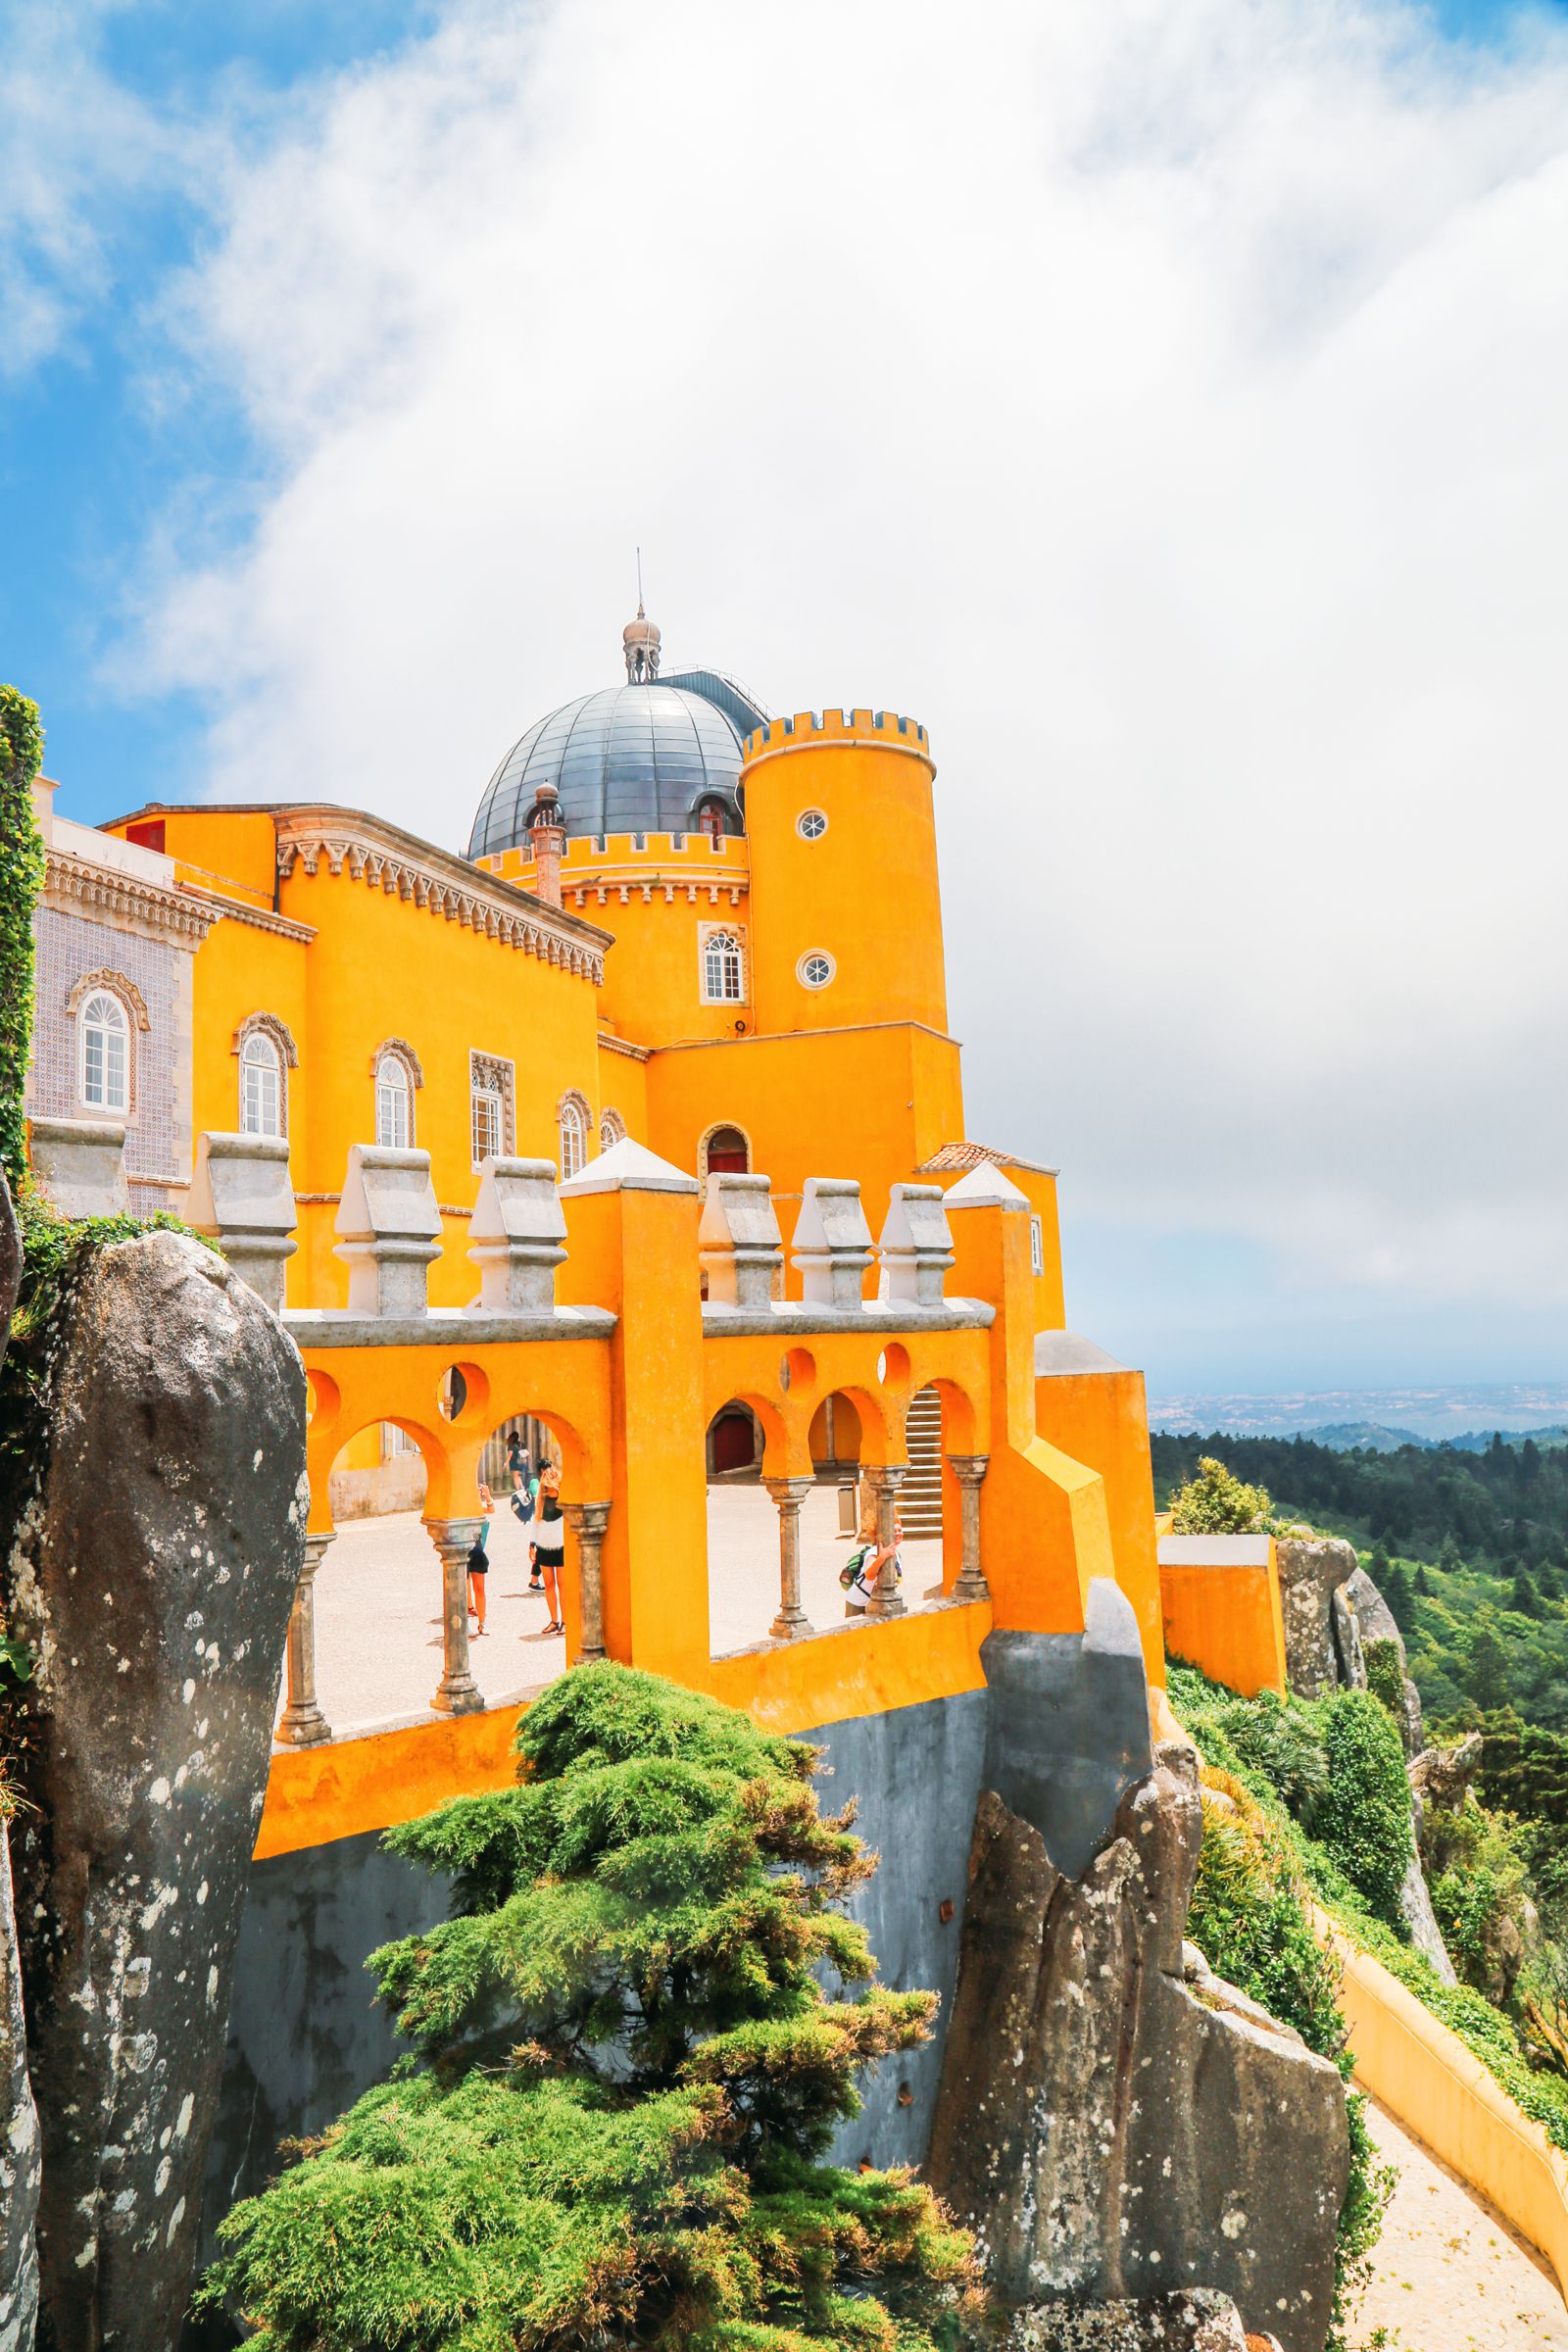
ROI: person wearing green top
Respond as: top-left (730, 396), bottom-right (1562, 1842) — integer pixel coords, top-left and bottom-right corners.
top-left (466, 1482), bottom-right (495, 1636)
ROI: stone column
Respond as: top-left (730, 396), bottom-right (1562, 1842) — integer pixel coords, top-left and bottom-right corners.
top-left (949, 1454), bottom-right (991, 1602)
top-left (863, 1464), bottom-right (906, 1618)
top-left (424, 1516), bottom-right (486, 1715)
top-left (764, 1476), bottom-right (815, 1641)
top-left (275, 1531), bottom-right (334, 1746)
top-left (564, 1500), bottom-right (612, 1664)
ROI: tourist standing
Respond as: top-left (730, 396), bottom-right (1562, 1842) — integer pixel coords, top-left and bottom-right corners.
top-left (468, 1482), bottom-right (495, 1636)
top-left (530, 1462), bottom-right (566, 1635)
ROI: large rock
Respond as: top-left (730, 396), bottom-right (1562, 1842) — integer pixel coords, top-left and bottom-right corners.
top-left (1396, 1846), bottom-right (1456, 1985)
top-left (928, 1742), bottom-right (1348, 2352)
top-left (0, 1827), bottom-right (40, 2352)
top-left (6, 1231), bottom-right (305, 2352)
top-left (1001, 2291), bottom-right (1255, 2349)
top-left (1342, 1569), bottom-right (1423, 1755)
top-left (1275, 1539), bottom-right (1359, 1699)
top-left (0, 1172), bottom-right (40, 2352)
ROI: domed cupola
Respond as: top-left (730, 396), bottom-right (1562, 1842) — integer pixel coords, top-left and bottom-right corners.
top-left (467, 612), bottom-right (768, 858)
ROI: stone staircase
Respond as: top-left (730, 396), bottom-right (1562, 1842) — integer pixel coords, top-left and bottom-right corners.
top-left (901, 1385), bottom-right (944, 1538)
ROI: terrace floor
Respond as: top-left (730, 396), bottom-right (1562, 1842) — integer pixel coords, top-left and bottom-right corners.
top-left (291, 1483), bottom-right (944, 1741)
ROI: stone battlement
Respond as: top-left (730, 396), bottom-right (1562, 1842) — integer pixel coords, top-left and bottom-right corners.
top-left (741, 708), bottom-right (930, 761)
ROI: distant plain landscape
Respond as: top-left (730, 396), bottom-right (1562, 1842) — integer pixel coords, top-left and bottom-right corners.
top-left (1148, 1383), bottom-right (1568, 1448)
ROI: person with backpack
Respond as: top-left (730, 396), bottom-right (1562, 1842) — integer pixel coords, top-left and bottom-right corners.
top-left (840, 1504), bottom-right (902, 1616)
top-left (467, 1482), bottom-right (496, 1636)
top-left (530, 1461), bottom-right (566, 1635)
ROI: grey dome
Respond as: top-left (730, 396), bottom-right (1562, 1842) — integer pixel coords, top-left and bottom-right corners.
top-left (468, 681), bottom-right (750, 856)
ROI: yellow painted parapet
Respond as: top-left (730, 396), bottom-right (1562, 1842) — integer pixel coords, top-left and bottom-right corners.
top-left (1316, 1905), bottom-right (1568, 2303)
top-left (740, 709), bottom-right (932, 762)
top-left (1157, 1533), bottom-right (1288, 1697)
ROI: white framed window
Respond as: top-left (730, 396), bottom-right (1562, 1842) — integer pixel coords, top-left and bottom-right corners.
top-left (79, 992), bottom-right (129, 1113)
top-left (558, 1095), bottom-right (588, 1181)
top-left (600, 1106), bottom-right (626, 1152)
top-left (797, 950), bottom-right (835, 990)
top-left (472, 1087), bottom-right (503, 1165)
top-left (796, 808), bottom-right (828, 841)
top-left (375, 1053), bottom-right (414, 1149)
top-left (701, 927), bottom-right (745, 1004)
top-left (470, 1051), bottom-right (514, 1169)
top-left (1031, 1214), bottom-right (1045, 1277)
top-left (240, 1030), bottom-right (282, 1138)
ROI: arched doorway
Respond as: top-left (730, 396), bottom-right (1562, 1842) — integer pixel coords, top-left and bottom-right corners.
top-left (702, 1123), bottom-right (750, 1176)
top-left (707, 1400), bottom-right (762, 1481)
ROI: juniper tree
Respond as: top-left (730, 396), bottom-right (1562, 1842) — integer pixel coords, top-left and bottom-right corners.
top-left (201, 1664), bottom-right (976, 2352)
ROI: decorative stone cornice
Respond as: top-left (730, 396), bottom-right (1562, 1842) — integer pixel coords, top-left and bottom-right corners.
top-left (273, 808), bottom-right (612, 986)
top-left (598, 1033), bottom-right (651, 1063)
top-left (178, 883), bottom-right (315, 943)
top-left (43, 849), bottom-right (215, 947)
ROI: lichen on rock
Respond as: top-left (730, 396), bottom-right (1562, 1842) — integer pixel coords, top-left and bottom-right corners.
top-left (3, 1225), bottom-right (304, 2352)
top-left (928, 1735), bottom-right (1348, 2352)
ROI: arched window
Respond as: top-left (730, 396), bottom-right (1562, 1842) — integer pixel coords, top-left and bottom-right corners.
top-left (240, 1030), bottom-right (283, 1138)
top-left (600, 1107), bottom-right (626, 1152)
top-left (695, 801), bottom-right (727, 843)
top-left (701, 1123), bottom-right (750, 1177)
top-left (558, 1095), bottom-right (588, 1181)
top-left (375, 1053), bottom-right (414, 1149)
top-left (80, 992), bottom-right (129, 1113)
top-left (701, 928), bottom-right (745, 1004)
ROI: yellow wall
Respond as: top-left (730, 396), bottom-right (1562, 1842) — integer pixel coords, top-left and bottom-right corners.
top-left (1036, 1364), bottom-right (1165, 1686)
top-left (596, 1040), bottom-right (650, 1140)
top-left (741, 711), bottom-right (948, 1039)
top-left (483, 832), bottom-right (753, 1052)
top-left (646, 1024), bottom-right (964, 1267)
top-left (1159, 1552), bottom-right (1287, 1698)
top-left (149, 807), bottom-right (279, 911)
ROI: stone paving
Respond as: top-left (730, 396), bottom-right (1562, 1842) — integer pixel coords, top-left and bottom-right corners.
top-left (298, 1482), bottom-right (944, 1740)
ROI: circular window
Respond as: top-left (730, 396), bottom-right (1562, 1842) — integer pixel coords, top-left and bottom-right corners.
top-left (798, 951), bottom-right (835, 990)
top-left (797, 808), bottom-right (828, 841)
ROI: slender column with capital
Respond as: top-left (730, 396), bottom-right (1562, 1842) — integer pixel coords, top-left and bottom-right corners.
top-left (862, 1464), bottom-right (907, 1619)
top-left (763, 1476), bottom-right (815, 1641)
top-left (564, 1499), bottom-right (612, 1664)
top-left (276, 1531), bottom-right (334, 1746)
top-left (948, 1454), bottom-right (991, 1602)
top-left (424, 1515), bottom-right (486, 1715)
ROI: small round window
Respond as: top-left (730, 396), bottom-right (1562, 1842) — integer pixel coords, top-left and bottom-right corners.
top-left (797, 808), bottom-right (828, 841)
top-left (798, 951), bottom-right (836, 990)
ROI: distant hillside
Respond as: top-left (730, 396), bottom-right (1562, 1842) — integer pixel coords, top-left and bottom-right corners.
top-left (1298, 1421), bottom-right (1429, 1452)
top-left (1148, 1383), bottom-right (1568, 1445)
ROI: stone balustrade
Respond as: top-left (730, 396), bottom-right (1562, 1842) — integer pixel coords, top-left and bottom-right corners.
top-left (188, 1131), bottom-right (298, 1314)
top-left (466, 1155), bottom-right (567, 1312)
top-left (699, 1172), bottom-right (783, 1308)
top-left (333, 1145), bottom-right (443, 1316)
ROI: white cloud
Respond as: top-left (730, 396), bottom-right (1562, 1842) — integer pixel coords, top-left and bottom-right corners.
top-left (126, 0), bottom-right (1568, 1371)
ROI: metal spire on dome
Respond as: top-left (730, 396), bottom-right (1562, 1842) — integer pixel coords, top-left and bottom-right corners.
top-left (622, 549), bottom-right (661, 682)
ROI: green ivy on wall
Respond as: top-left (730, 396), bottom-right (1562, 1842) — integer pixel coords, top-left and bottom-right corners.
top-left (0, 686), bottom-right (46, 1191)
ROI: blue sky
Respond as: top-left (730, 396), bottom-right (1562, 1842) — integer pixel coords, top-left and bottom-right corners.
top-left (5, 0), bottom-right (1567, 1395)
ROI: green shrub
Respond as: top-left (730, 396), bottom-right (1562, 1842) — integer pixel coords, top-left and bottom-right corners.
top-left (1168, 1454), bottom-right (1275, 1534)
top-left (1213, 1688), bottom-right (1329, 1830)
top-left (1308, 1690), bottom-right (1413, 1926)
top-left (201, 1664), bottom-right (978, 2352)
top-left (1362, 1638), bottom-right (1405, 1724)
top-left (0, 686), bottom-right (46, 1191)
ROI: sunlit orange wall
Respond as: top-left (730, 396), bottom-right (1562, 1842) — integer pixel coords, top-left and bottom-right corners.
top-left (1160, 1551), bottom-right (1287, 1697)
top-left (1035, 1365), bottom-right (1164, 1686)
top-left (483, 833), bottom-right (753, 1051)
top-left (741, 713), bottom-right (948, 1039)
top-left (645, 1025), bottom-right (964, 1256)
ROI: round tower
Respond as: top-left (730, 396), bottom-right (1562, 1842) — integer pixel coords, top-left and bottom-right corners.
top-left (740, 710), bottom-right (947, 1039)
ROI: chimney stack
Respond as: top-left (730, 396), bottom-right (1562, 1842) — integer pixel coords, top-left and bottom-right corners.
top-left (528, 781), bottom-right (565, 907)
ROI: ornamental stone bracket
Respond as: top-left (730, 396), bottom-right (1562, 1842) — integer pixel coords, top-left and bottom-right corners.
top-left (700, 1172), bottom-right (783, 1310)
top-left (333, 1145), bottom-right (442, 1317)
top-left (188, 1132), bottom-right (298, 1317)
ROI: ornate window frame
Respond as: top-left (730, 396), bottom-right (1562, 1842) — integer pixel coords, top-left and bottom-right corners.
top-left (371, 1037), bottom-right (423, 1150)
top-left (470, 1050), bottom-right (514, 1170)
top-left (697, 1120), bottom-right (752, 1181)
top-left (599, 1105), bottom-right (627, 1152)
top-left (557, 1088), bottom-right (591, 1182)
top-left (232, 1011), bottom-right (298, 1140)
top-left (797, 949), bottom-right (835, 991)
top-left (66, 969), bottom-right (146, 1116)
top-left (699, 924), bottom-right (746, 1005)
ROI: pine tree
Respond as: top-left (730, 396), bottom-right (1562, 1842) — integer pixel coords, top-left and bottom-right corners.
top-left (1469, 1627), bottom-right (1511, 1713)
top-left (1510, 1570), bottom-right (1543, 1620)
top-left (1438, 1534), bottom-right (1463, 1577)
top-left (1414, 1564), bottom-right (1433, 1597)
top-left (200, 1664), bottom-right (976, 2352)
top-left (1381, 1560), bottom-right (1416, 1637)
